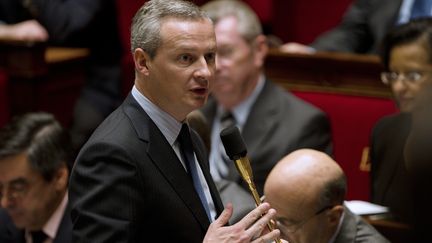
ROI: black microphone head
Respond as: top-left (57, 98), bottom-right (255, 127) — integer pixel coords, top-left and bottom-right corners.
top-left (220, 125), bottom-right (247, 160)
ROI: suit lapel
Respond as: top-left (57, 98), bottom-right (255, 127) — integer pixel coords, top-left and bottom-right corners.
top-left (123, 94), bottom-right (211, 229)
top-left (242, 80), bottom-right (279, 164)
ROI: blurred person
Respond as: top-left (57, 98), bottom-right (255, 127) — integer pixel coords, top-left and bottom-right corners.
top-left (370, 17), bottom-right (432, 225)
top-left (281, 0), bottom-right (432, 54)
top-left (200, 0), bottom-right (332, 195)
top-left (264, 149), bottom-right (389, 243)
top-left (0, 0), bottom-right (123, 154)
top-left (0, 112), bottom-right (72, 243)
top-left (69, 1), bottom-right (279, 242)
top-left (404, 83), bottom-right (432, 242)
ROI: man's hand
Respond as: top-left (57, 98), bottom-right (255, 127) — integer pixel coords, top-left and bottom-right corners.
top-left (0, 20), bottom-right (48, 42)
top-left (279, 42), bottom-right (315, 54)
top-left (204, 202), bottom-right (280, 243)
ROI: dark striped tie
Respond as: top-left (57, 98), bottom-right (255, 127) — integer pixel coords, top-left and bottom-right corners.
top-left (178, 123), bottom-right (211, 221)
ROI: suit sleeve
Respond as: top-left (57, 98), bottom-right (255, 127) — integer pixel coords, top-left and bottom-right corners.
top-left (23, 0), bottom-right (105, 43)
top-left (311, 0), bottom-right (373, 53)
top-left (69, 142), bottom-right (142, 243)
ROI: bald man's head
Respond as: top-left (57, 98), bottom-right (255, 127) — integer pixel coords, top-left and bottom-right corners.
top-left (264, 149), bottom-right (346, 243)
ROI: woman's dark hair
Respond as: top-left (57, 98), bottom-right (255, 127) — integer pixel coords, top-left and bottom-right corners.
top-left (380, 17), bottom-right (432, 70)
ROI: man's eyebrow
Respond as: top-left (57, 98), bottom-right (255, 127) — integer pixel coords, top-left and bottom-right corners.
top-left (8, 178), bottom-right (29, 186)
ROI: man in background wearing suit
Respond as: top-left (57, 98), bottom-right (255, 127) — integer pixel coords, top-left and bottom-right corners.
top-left (0, 112), bottom-right (72, 243)
top-left (370, 18), bottom-right (432, 226)
top-left (69, 1), bottom-right (279, 242)
top-left (281, 0), bottom-right (432, 54)
top-left (0, 0), bottom-right (123, 154)
top-left (201, 0), bottom-right (332, 195)
top-left (264, 149), bottom-right (389, 243)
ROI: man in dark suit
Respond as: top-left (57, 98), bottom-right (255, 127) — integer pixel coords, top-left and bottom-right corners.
top-left (69, 1), bottom-right (280, 242)
top-left (265, 149), bottom-right (389, 243)
top-left (0, 112), bottom-right (72, 243)
top-left (370, 18), bottom-right (432, 226)
top-left (0, 0), bottom-right (123, 153)
top-left (281, 0), bottom-right (432, 54)
top-left (201, 0), bottom-right (332, 195)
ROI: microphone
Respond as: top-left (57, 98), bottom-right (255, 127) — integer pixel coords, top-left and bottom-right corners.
top-left (220, 126), bottom-right (281, 243)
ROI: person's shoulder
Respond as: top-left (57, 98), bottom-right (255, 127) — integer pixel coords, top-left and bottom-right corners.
top-left (372, 112), bottom-right (409, 136)
top-left (274, 86), bottom-right (326, 118)
top-left (341, 208), bottom-right (390, 243)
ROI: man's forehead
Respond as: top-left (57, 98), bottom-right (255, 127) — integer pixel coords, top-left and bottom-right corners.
top-left (0, 153), bottom-right (34, 180)
top-left (160, 18), bottom-right (214, 39)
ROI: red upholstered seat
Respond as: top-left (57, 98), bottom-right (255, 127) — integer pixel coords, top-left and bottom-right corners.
top-left (293, 91), bottom-right (398, 200)
top-left (0, 70), bottom-right (9, 127)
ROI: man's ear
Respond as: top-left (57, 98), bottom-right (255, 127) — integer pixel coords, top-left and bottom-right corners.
top-left (54, 165), bottom-right (69, 191)
top-left (327, 205), bottom-right (344, 226)
top-left (133, 48), bottom-right (151, 75)
top-left (252, 34), bottom-right (269, 67)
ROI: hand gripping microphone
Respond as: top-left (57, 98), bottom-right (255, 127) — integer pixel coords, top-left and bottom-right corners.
top-left (220, 126), bottom-right (281, 243)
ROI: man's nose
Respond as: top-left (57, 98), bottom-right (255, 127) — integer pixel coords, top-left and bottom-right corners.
top-left (1, 192), bottom-right (12, 208)
top-left (195, 57), bottom-right (213, 80)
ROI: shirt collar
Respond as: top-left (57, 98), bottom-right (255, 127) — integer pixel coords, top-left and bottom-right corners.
top-left (328, 211), bottom-right (345, 243)
top-left (132, 86), bottom-right (182, 146)
top-left (25, 192), bottom-right (68, 241)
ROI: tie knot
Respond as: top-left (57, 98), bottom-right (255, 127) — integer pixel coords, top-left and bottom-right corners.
top-left (30, 230), bottom-right (47, 243)
top-left (178, 123), bottom-right (194, 153)
top-left (179, 123), bottom-right (191, 142)
top-left (220, 112), bottom-right (235, 130)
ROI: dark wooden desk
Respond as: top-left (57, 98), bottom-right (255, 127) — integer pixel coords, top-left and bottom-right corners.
top-left (0, 40), bottom-right (89, 125)
top-left (265, 49), bottom-right (391, 97)
top-left (364, 215), bottom-right (412, 243)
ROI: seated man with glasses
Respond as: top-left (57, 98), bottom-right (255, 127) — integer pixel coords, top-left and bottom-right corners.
top-left (0, 112), bottom-right (72, 243)
top-left (370, 17), bottom-right (432, 226)
top-left (264, 149), bottom-right (389, 243)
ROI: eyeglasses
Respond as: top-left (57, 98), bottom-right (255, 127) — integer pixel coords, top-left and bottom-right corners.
top-left (0, 178), bottom-right (31, 202)
top-left (277, 205), bottom-right (336, 234)
top-left (380, 71), bottom-right (430, 86)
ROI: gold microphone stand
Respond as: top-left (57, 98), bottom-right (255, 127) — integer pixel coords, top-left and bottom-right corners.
top-left (233, 157), bottom-right (282, 243)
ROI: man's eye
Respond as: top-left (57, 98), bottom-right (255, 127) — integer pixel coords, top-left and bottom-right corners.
top-left (218, 48), bottom-right (233, 58)
top-left (205, 53), bottom-right (216, 63)
top-left (178, 54), bottom-right (193, 64)
top-left (10, 184), bottom-right (27, 192)
top-left (406, 71), bottom-right (422, 81)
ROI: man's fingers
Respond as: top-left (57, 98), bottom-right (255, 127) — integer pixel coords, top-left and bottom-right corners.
top-left (251, 229), bottom-right (280, 243)
top-left (246, 208), bottom-right (277, 238)
top-left (237, 203), bottom-right (271, 229)
top-left (213, 202), bottom-right (233, 227)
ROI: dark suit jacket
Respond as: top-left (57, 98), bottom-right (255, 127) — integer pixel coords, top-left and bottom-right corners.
top-left (312, 0), bottom-right (403, 54)
top-left (334, 206), bottom-right (389, 243)
top-left (69, 94), bottom-right (224, 242)
top-left (0, 206), bottom-right (72, 243)
top-left (370, 113), bottom-right (413, 224)
top-left (201, 80), bottom-right (332, 194)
